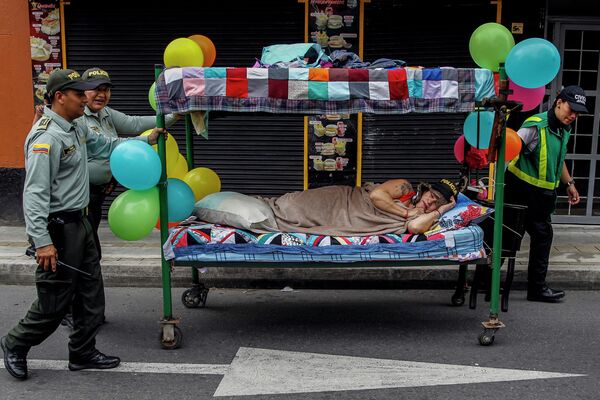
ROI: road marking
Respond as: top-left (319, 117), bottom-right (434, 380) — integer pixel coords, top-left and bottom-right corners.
top-left (2, 359), bottom-right (228, 375)
top-left (1, 347), bottom-right (584, 397)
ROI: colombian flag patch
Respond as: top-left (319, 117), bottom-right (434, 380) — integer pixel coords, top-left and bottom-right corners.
top-left (32, 143), bottom-right (51, 154)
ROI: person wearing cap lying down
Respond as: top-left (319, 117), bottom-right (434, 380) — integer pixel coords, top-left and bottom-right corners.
top-left (252, 179), bottom-right (458, 236)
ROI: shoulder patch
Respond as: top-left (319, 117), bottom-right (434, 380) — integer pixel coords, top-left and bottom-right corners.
top-left (37, 117), bottom-right (52, 130)
top-left (32, 143), bottom-right (51, 154)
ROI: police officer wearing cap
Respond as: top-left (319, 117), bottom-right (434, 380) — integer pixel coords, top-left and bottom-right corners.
top-left (79, 67), bottom-right (177, 255)
top-left (1, 69), bottom-right (163, 380)
top-left (505, 85), bottom-right (588, 303)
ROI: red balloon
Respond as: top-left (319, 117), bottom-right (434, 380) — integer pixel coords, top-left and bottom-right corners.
top-left (505, 128), bottom-right (522, 161)
top-left (454, 135), bottom-right (466, 163)
top-left (188, 35), bottom-right (216, 67)
top-left (155, 220), bottom-right (179, 230)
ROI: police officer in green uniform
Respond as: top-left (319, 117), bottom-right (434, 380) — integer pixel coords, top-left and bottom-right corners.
top-left (80, 67), bottom-right (177, 256)
top-left (505, 85), bottom-right (587, 303)
top-left (1, 69), bottom-right (163, 380)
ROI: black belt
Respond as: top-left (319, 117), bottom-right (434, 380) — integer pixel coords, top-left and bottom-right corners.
top-left (48, 208), bottom-right (88, 223)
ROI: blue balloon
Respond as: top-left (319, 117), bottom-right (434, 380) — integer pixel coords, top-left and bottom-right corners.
top-left (167, 178), bottom-right (195, 222)
top-left (110, 141), bottom-right (161, 190)
top-left (505, 38), bottom-right (560, 89)
top-left (463, 111), bottom-right (495, 149)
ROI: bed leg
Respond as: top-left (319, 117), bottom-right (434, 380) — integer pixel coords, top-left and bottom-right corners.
top-left (451, 264), bottom-right (469, 306)
top-left (478, 315), bottom-right (505, 346)
top-left (159, 318), bottom-right (182, 350)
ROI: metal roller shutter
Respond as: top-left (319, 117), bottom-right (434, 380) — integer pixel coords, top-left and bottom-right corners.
top-left (64, 0), bottom-right (306, 218)
top-left (361, 0), bottom-right (496, 185)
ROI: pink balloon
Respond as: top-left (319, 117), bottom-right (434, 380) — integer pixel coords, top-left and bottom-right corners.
top-left (508, 78), bottom-right (545, 112)
top-left (454, 135), bottom-right (466, 163)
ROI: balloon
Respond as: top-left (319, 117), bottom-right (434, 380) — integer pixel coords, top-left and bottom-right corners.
top-left (505, 38), bottom-right (560, 88)
top-left (505, 128), bottom-right (523, 161)
top-left (183, 167), bottom-right (221, 201)
top-left (140, 129), bottom-right (179, 165)
top-left (108, 188), bottom-right (159, 241)
top-left (167, 178), bottom-right (195, 222)
top-left (167, 153), bottom-right (189, 179)
top-left (148, 82), bottom-right (157, 111)
top-left (110, 141), bottom-right (161, 190)
top-left (188, 34), bottom-right (216, 67)
top-left (507, 78), bottom-right (545, 112)
top-left (163, 38), bottom-right (204, 68)
top-left (463, 111), bottom-right (495, 149)
top-left (469, 23), bottom-right (515, 72)
top-left (454, 135), bottom-right (466, 163)
top-left (155, 220), bottom-right (180, 230)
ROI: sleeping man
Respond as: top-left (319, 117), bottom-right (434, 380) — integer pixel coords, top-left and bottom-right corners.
top-left (260, 179), bottom-right (458, 236)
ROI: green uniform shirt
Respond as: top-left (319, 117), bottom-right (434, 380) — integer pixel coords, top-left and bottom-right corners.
top-left (81, 106), bottom-right (176, 185)
top-left (23, 106), bottom-right (150, 248)
top-left (507, 112), bottom-right (571, 190)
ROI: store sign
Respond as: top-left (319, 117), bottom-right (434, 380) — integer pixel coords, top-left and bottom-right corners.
top-left (28, 0), bottom-right (63, 105)
top-left (306, 0), bottom-right (361, 188)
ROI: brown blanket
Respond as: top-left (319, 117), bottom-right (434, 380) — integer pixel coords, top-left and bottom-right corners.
top-left (259, 184), bottom-right (408, 236)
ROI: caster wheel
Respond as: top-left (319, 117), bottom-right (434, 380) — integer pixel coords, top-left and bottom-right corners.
top-left (451, 295), bottom-right (465, 306)
top-left (478, 331), bottom-right (495, 346)
top-left (160, 325), bottom-right (183, 350)
top-left (182, 288), bottom-right (202, 308)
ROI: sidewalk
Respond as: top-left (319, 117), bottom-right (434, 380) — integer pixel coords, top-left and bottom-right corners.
top-left (1, 222), bottom-right (599, 289)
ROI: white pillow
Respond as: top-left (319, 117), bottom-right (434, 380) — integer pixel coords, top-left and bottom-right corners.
top-left (194, 192), bottom-right (278, 232)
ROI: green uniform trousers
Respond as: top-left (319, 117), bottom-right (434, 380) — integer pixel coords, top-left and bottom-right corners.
top-left (5, 215), bottom-right (105, 361)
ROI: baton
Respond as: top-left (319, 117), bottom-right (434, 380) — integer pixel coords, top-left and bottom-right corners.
top-left (25, 247), bottom-right (92, 277)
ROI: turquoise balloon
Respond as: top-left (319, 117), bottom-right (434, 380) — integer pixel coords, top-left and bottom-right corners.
top-left (167, 178), bottom-right (195, 222)
top-left (110, 141), bottom-right (161, 190)
top-left (469, 23), bottom-right (515, 72)
top-left (108, 188), bottom-right (159, 241)
top-left (148, 82), bottom-right (157, 111)
top-left (463, 111), bottom-right (495, 149)
top-left (505, 38), bottom-right (560, 88)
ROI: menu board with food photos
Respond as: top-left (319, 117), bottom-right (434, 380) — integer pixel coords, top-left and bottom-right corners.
top-left (308, 0), bottom-right (359, 55)
top-left (308, 113), bottom-right (357, 188)
top-left (28, 0), bottom-right (63, 106)
top-left (307, 0), bottom-right (360, 188)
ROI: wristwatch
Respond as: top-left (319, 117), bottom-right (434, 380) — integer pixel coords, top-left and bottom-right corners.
top-left (566, 179), bottom-right (575, 187)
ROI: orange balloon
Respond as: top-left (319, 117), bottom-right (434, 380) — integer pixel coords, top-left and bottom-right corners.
top-left (505, 128), bottom-right (523, 161)
top-left (188, 35), bottom-right (216, 67)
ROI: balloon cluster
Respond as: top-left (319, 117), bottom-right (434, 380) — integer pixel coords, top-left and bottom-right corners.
top-left (455, 23), bottom-right (560, 164)
top-left (108, 34), bottom-right (221, 241)
top-left (148, 34), bottom-right (216, 112)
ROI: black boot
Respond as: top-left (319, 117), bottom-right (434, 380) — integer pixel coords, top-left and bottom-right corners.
top-left (527, 285), bottom-right (565, 303)
top-left (1, 336), bottom-right (28, 380)
top-left (69, 349), bottom-right (120, 371)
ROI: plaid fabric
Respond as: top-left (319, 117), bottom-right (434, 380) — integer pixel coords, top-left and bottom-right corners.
top-left (155, 67), bottom-right (495, 115)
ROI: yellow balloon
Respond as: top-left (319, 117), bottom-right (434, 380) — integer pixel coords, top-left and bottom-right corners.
top-left (183, 167), bottom-right (221, 201)
top-left (140, 129), bottom-right (179, 165)
top-left (163, 38), bottom-right (204, 68)
top-left (167, 153), bottom-right (189, 180)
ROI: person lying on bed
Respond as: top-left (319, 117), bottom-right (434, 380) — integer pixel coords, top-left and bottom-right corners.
top-left (257, 178), bottom-right (458, 236)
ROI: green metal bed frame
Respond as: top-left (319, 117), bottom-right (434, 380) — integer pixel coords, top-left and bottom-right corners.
top-left (152, 64), bottom-right (513, 349)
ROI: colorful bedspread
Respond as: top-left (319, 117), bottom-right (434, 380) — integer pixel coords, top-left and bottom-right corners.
top-left (155, 67), bottom-right (495, 115)
top-left (164, 223), bottom-right (486, 263)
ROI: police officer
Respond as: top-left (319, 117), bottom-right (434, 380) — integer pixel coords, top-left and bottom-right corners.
top-left (505, 85), bottom-right (587, 303)
top-left (80, 67), bottom-right (177, 256)
top-left (1, 69), bottom-right (163, 380)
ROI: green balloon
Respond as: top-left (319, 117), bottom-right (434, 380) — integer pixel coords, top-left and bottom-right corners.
top-left (469, 23), bottom-right (515, 72)
top-left (108, 187), bottom-right (159, 241)
top-left (148, 82), bottom-right (157, 111)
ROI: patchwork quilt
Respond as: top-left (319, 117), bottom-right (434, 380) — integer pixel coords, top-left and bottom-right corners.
top-left (155, 66), bottom-right (495, 115)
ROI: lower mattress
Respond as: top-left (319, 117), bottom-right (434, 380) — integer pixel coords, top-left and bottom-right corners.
top-left (165, 223), bottom-right (486, 263)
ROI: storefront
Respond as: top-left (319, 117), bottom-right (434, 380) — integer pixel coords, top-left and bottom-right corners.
top-left (1, 0), bottom-right (598, 222)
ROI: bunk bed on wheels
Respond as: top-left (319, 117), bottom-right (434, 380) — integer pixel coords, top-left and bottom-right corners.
top-left (152, 62), bottom-right (525, 349)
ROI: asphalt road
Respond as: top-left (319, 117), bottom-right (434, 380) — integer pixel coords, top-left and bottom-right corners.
top-left (1, 285), bottom-right (598, 399)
